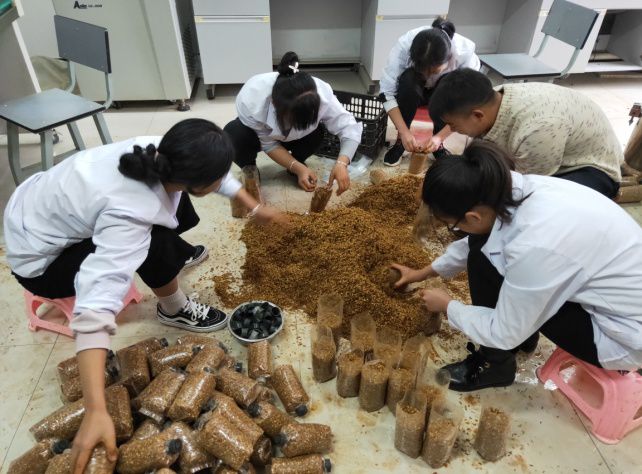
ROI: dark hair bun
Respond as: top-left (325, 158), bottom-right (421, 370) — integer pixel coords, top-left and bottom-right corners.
top-left (432, 17), bottom-right (455, 39)
top-left (118, 143), bottom-right (170, 185)
top-left (277, 51), bottom-right (300, 76)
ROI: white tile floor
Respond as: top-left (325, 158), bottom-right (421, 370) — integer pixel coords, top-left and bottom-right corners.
top-left (0, 73), bottom-right (641, 473)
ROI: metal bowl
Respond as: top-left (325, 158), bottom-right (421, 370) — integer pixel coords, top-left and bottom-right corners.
top-left (227, 300), bottom-right (284, 346)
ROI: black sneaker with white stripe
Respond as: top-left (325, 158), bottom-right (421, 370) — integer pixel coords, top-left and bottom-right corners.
top-left (157, 294), bottom-right (228, 332)
top-left (183, 245), bottom-right (208, 270)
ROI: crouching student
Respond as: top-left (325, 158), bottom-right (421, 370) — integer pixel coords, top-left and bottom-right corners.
top-left (392, 140), bottom-right (642, 392)
top-left (225, 51), bottom-right (363, 195)
top-left (3, 118), bottom-right (286, 470)
top-left (428, 68), bottom-right (622, 197)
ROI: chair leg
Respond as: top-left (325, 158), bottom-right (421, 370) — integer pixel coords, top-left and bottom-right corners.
top-left (40, 130), bottom-right (54, 171)
top-left (93, 113), bottom-right (112, 144)
top-left (6, 122), bottom-right (24, 185)
top-left (67, 122), bottom-right (86, 151)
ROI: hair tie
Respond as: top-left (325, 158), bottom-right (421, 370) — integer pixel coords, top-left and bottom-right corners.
top-left (288, 62), bottom-right (299, 74)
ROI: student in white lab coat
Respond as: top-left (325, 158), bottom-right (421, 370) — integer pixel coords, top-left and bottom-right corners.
top-left (3, 119), bottom-right (285, 471)
top-left (392, 140), bottom-right (642, 392)
top-left (379, 17), bottom-right (480, 166)
top-left (224, 51), bottom-right (363, 195)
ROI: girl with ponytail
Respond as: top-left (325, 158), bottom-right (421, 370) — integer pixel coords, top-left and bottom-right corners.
top-left (392, 139), bottom-right (642, 391)
top-left (225, 51), bottom-right (363, 195)
top-left (4, 118), bottom-right (285, 472)
top-left (379, 17), bottom-right (481, 166)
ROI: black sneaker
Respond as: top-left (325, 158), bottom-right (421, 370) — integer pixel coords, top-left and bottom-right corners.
top-left (384, 143), bottom-right (404, 167)
top-left (442, 342), bottom-right (516, 392)
top-left (518, 333), bottom-right (539, 354)
top-left (157, 295), bottom-right (228, 332)
top-left (183, 245), bottom-right (208, 270)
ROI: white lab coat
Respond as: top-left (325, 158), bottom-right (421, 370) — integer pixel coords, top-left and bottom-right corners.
top-left (236, 72), bottom-right (363, 160)
top-left (379, 26), bottom-right (481, 113)
top-left (431, 173), bottom-right (642, 370)
top-left (3, 137), bottom-right (241, 351)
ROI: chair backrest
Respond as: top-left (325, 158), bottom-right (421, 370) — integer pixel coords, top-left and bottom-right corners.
top-left (54, 15), bottom-right (111, 73)
top-left (542, 0), bottom-right (598, 50)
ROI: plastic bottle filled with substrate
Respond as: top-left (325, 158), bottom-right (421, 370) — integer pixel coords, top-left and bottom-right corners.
top-left (43, 451), bottom-right (72, 474)
top-left (416, 362), bottom-right (450, 421)
top-left (374, 327), bottom-right (402, 369)
top-left (167, 367), bottom-right (217, 422)
top-left (398, 334), bottom-right (428, 374)
top-left (61, 365), bottom-right (118, 403)
top-left (117, 431), bottom-right (182, 474)
top-left (221, 354), bottom-right (242, 371)
top-left (131, 418), bottom-right (161, 441)
top-left (422, 397), bottom-right (463, 468)
top-left (132, 336), bottom-right (170, 355)
top-left (419, 306), bottom-right (442, 336)
top-left (116, 344), bottom-right (151, 396)
top-left (247, 400), bottom-right (296, 439)
top-left (177, 333), bottom-right (225, 349)
top-left (250, 435), bottom-right (273, 467)
top-left (197, 410), bottom-right (254, 470)
top-left (311, 325), bottom-right (337, 383)
top-left (272, 364), bottom-right (310, 416)
top-left (336, 348), bottom-right (363, 398)
top-left (275, 423), bottom-right (333, 458)
top-left (135, 367), bottom-right (186, 423)
top-left (105, 384), bottom-right (135, 443)
top-left (7, 439), bottom-right (69, 474)
top-left (316, 293), bottom-right (344, 346)
top-left (56, 350), bottom-right (116, 385)
top-left (201, 391), bottom-right (264, 446)
top-left (148, 343), bottom-right (197, 377)
top-left (474, 405), bottom-right (511, 461)
top-left (243, 165), bottom-right (263, 203)
top-left (83, 444), bottom-right (117, 474)
top-left (358, 359), bottom-right (389, 412)
top-left (268, 455), bottom-right (332, 474)
top-left (408, 152), bottom-right (428, 174)
top-left (30, 384), bottom-right (132, 442)
top-left (309, 182), bottom-right (332, 213)
top-left (248, 340), bottom-right (273, 383)
top-left (185, 344), bottom-right (226, 374)
top-left (350, 312), bottom-right (376, 354)
top-left (165, 421), bottom-right (214, 473)
top-left (412, 203), bottom-right (434, 244)
top-left (386, 364), bottom-right (416, 415)
top-left (394, 390), bottom-right (428, 458)
top-left (217, 367), bottom-right (262, 408)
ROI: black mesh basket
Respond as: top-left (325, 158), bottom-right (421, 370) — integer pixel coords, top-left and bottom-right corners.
top-left (317, 90), bottom-right (388, 159)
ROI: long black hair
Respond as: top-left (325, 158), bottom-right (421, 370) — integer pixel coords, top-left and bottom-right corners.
top-left (410, 17), bottom-right (455, 76)
top-left (422, 140), bottom-right (528, 224)
top-left (272, 51), bottom-right (320, 132)
top-left (118, 118), bottom-right (234, 188)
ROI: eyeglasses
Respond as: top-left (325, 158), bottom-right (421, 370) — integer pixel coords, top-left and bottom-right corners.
top-left (446, 216), bottom-right (463, 233)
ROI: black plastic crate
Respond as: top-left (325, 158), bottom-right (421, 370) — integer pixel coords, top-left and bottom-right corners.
top-left (317, 90), bottom-right (388, 159)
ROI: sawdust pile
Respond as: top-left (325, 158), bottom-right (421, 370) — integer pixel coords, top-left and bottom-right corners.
top-left (214, 175), bottom-right (470, 339)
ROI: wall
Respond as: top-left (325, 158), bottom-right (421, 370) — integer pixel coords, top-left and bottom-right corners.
top-left (270, 0), bottom-right (362, 62)
top-left (448, 0), bottom-right (509, 53)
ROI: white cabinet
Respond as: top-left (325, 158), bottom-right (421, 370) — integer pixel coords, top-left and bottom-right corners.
top-left (193, 0), bottom-right (272, 99)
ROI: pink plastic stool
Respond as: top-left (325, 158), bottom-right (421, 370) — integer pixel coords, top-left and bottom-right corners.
top-left (537, 347), bottom-right (642, 444)
top-left (24, 284), bottom-right (143, 338)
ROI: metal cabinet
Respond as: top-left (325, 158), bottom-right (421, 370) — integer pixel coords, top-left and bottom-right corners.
top-left (193, 0), bottom-right (272, 99)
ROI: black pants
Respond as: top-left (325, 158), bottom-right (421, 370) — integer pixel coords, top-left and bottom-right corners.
top-left (224, 118), bottom-right (325, 168)
top-left (554, 166), bottom-right (620, 199)
top-left (467, 232), bottom-right (602, 367)
top-left (381, 68), bottom-right (446, 136)
top-left (13, 193), bottom-right (199, 297)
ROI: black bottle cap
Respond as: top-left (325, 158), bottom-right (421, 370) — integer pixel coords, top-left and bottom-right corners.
top-left (51, 439), bottom-right (71, 454)
top-left (192, 345), bottom-right (203, 355)
top-left (159, 337), bottom-right (169, 347)
top-left (323, 458), bottom-right (332, 472)
top-left (273, 433), bottom-right (287, 446)
top-left (294, 404), bottom-right (308, 417)
top-left (166, 438), bottom-right (182, 455)
top-left (247, 402), bottom-right (260, 418)
top-left (235, 362), bottom-right (244, 373)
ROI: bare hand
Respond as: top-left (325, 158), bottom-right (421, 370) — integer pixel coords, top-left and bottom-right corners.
top-left (400, 131), bottom-right (419, 153)
top-left (71, 408), bottom-right (117, 474)
top-left (253, 205), bottom-right (290, 226)
top-left (296, 166), bottom-right (317, 192)
top-left (425, 134), bottom-right (444, 153)
top-left (420, 288), bottom-right (452, 313)
top-left (329, 162), bottom-right (350, 196)
top-left (390, 263), bottom-right (426, 288)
